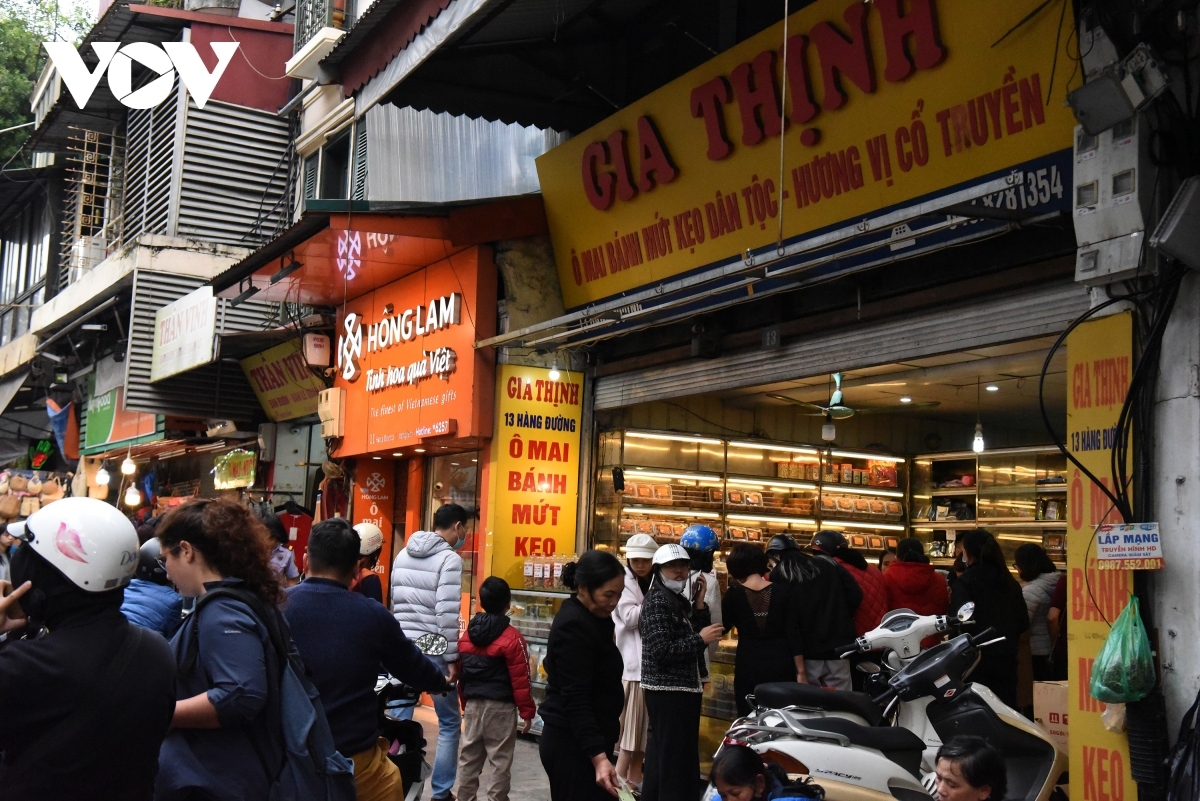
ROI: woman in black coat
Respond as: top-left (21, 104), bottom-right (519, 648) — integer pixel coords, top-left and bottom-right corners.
top-left (721, 544), bottom-right (805, 716)
top-left (539, 550), bottom-right (627, 801)
top-left (949, 530), bottom-right (1030, 708)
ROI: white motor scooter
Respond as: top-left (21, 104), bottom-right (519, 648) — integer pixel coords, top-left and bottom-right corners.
top-left (705, 624), bottom-right (1067, 801)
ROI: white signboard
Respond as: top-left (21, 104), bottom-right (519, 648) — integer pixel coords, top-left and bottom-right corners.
top-left (1094, 522), bottom-right (1164, 570)
top-left (150, 286), bottom-right (217, 382)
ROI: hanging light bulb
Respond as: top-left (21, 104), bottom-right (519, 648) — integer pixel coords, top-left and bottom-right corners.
top-left (548, 354), bottom-right (561, 382)
top-left (124, 484), bottom-right (142, 507)
top-left (95, 463), bottom-right (111, 486)
top-left (821, 412), bottom-right (837, 442)
top-left (971, 377), bottom-right (985, 453)
top-left (121, 453), bottom-right (136, 476)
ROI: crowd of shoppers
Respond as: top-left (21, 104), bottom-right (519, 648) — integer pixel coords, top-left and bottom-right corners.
top-left (0, 490), bottom-right (1058, 801)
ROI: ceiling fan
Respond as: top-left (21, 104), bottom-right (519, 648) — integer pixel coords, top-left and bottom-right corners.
top-left (767, 372), bottom-right (941, 418)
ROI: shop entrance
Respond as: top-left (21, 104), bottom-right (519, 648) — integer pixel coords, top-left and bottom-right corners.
top-left (590, 335), bottom-right (1070, 767)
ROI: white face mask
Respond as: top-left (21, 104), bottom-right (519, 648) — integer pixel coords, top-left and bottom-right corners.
top-left (660, 570), bottom-right (698, 600)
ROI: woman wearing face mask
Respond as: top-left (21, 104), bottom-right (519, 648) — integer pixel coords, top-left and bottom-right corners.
top-left (613, 534), bottom-right (657, 792)
top-left (538, 550), bottom-right (627, 801)
top-left (639, 544), bottom-right (725, 801)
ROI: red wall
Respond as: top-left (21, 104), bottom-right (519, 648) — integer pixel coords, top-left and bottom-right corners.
top-left (190, 22), bottom-right (294, 113)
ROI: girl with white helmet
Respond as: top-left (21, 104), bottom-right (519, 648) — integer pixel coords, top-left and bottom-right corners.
top-left (613, 532), bottom-right (657, 792)
top-left (638, 543), bottom-right (725, 801)
top-left (350, 522), bottom-right (385, 604)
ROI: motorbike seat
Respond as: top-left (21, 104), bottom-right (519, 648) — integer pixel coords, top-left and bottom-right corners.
top-left (800, 718), bottom-right (926, 778)
top-left (754, 682), bottom-right (883, 726)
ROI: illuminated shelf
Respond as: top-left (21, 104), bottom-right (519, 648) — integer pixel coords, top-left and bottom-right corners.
top-left (820, 485), bottom-right (904, 498)
top-left (622, 506), bottom-right (720, 519)
top-left (821, 519), bottom-right (907, 532)
top-left (726, 513), bottom-right (818, 526)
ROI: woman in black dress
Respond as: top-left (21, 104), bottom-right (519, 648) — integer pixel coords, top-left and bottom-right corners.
top-left (721, 543), bottom-right (805, 716)
top-left (538, 550), bottom-right (626, 801)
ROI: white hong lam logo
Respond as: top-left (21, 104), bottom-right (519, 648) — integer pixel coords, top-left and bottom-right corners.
top-left (44, 41), bottom-right (240, 110)
top-left (337, 231), bottom-right (362, 281)
top-left (364, 472), bottom-right (385, 492)
top-left (337, 313), bottom-right (363, 382)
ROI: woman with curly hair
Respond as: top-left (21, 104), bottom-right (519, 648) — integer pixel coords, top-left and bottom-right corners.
top-left (153, 498), bottom-right (288, 801)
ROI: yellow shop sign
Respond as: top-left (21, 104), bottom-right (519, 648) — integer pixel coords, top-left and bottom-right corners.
top-left (536, 0), bottom-right (1077, 309)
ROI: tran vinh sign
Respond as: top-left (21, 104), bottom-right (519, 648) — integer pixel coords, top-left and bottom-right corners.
top-left (44, 41), bottom-right (238, 110)
top-left (536, 0), bottom-right (1077, 309)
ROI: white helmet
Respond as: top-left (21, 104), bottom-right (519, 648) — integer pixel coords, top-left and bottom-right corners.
top-left (354, 522), bottom-right (384, 555)
top-left (652, 543), bottom-right (690, 566)
top-left (621, 533), bottom-right (658, 559)
top-left (7, 497), bottom-right (139, 592)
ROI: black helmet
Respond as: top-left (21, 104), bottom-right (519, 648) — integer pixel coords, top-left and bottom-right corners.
top-left (136, 539), bottom-right (169, 585)
top-left (766, 534), bottom-right (800, 553)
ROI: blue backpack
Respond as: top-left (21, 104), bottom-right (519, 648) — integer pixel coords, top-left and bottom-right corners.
top-left (184, 587), bottom-right (357, 801)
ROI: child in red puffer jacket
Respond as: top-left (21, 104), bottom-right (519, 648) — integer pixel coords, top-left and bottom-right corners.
top-left (456, 577), bottom-right (536, 801)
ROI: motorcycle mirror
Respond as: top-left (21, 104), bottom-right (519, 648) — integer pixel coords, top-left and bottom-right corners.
top-left (415, 633), bottom-right (449, 656)
top-left (856, 662), bottom-right (882, 675)
top-left (957, 602), bottom-right (976, 622)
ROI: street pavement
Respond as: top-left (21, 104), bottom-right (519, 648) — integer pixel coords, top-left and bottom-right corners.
top-left (413, 705), bottom-right (551, 800)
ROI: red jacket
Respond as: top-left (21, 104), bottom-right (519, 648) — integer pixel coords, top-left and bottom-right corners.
top-left (457, 613), bottom-right (537, 720)
top-left (883, 561), bottom-right (950, 647)
top-left (836, 558), bottom-right (889, 636)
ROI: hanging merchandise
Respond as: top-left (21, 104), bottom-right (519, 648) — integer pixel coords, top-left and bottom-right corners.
top-left (1089, 596), bottom-right (1156, 704)
top-left (45, 395), bottom-right (80, 461)
top-left (29, 440), bottom-right (56, 471)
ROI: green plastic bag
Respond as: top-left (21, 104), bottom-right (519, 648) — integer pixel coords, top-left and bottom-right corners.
top-left (1089, 595), bottom-right (1155, 704)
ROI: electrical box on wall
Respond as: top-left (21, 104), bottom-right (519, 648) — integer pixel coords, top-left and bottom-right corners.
top-left (318, 387), bottom-right (345, 438)
top-left (303, 333), bottom-right (331, 367)
top-left (258, 423), bottom-right (277, 462)
top-left (1072, 115), bottom-right (1157, 286)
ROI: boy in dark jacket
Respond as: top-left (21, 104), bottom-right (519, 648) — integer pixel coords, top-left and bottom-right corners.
top-left (456, 577), bottom-right (536, 801)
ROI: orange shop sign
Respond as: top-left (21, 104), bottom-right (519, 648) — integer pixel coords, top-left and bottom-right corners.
top-left (353, 463), bottom-right (395, 595)
top-left (535, 0), bottom-right (1077, 309)
top-left (333, 246), bottom-right (496, 456)
top-left (240, 339), bottom-right (327, 422)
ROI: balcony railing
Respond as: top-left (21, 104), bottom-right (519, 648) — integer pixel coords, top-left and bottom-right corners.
top-left (294, 0), bottom-right (353, 53)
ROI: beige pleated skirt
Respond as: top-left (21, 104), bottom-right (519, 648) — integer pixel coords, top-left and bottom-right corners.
top-left (618, 679), bottom-right (649, 752)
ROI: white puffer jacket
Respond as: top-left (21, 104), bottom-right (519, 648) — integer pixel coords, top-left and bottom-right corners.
top-left (391, 530), bottom-right (463, 664)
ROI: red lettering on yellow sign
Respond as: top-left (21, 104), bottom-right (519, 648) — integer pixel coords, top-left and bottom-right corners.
top-left (1081, 745), bottom-right (1124, 801)
top-left (513, 536), bottom-right (559, 557)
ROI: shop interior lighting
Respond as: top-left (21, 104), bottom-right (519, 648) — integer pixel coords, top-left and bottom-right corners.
top-left (372, 456), bottom-right (382, 460)
top-left (269, 257), bottom-right (303, 285)
top-left (230, 284), bottom-right (260, 307)
top-left (986, 385), bottom-right (999, 392)
top-left (820, 485), bottom-right (905, 498)
top-left (726, 514), bottom-right (817, 526)
top-left (414, 448), bottom-right (426, 453)
top-left (625, 431), bottom-right (723, 445)
top-left (821, 413), bottom-right (836, 442)
top-left (740, 477), bottom-right (819, 491)
top-left (120, 452), bottom-right (136, 476)
top-left (124, 485), bottom-right (141, 507)
top-left (627, 468), bottom-right (722, 483)
top-left (622, 507), bottom-right (720, 519)
top-left (972, 377), bottom-right (985, 453)
top-left (727, 440), bottom-right (819, 454)
top-left (828, 450), bottom-right (905, 463)
top-left (899, 396), bottom-right (912, 403)
top-left (548, 354), bottom-right (560, 382)
top-left (95, 463), bottom-right (111, 486)
top-left (822, 521), bottom-right (907, 531)
top-left (392, 452), bottom-right (402, 457)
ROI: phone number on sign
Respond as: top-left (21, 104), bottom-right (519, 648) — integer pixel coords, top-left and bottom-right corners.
top-left (1097, 558), bottom-right (1164, 570)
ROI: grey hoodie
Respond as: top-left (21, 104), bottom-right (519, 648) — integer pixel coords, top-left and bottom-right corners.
top-left (390, 529), bottom-right (463, 664)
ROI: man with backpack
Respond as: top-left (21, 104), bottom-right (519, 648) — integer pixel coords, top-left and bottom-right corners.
top-left (0, 498), bottom-right (176, 801)
top-left (391, 503), bottom-right (469, 801)
top-left (285, 518), bottom-right (450, 801)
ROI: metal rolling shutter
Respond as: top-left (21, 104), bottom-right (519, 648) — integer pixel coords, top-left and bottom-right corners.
top-left (593, 280), bottom-right (1091, 411)
top-left (176, 99), bottom-right (291, 247)
top-left (123, 270), bottom-right (277, 419)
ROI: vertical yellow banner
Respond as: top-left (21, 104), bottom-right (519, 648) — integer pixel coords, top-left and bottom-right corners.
top-left (1066, 311), bottom-right (1135, 801)
top-left (490, 365), bottom-right (584, 587)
